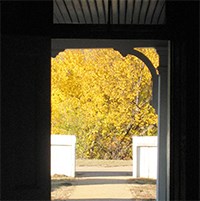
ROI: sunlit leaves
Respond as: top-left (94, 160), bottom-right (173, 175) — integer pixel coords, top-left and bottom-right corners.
top-left (51, 48), bottom-right (158, 159)
top-left (134, 48), bottom-right (159, 68)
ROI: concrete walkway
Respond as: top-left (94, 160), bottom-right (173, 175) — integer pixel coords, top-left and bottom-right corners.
top-left (67, 166), bottom-right (133, 201)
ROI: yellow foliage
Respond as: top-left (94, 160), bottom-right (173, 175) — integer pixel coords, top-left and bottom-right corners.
top-left (134, 48), bottom-right (159, 68)
top-left (51, 48), bottom-right (158, 159)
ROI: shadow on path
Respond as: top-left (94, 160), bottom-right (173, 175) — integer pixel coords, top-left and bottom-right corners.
top-left (51, 177), bottom-right (130, 192)
top-left (51, 171), bottom-right (156, 192)
top-left (51, 167), bottom-right (156, 200)
top-left (76, 171), bottom-right (132, 177)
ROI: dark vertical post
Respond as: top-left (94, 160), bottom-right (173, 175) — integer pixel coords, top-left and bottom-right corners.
top-left (1, 1), bottom-right (52, 200)
top-left (166, 1), bottom-right (199, 200)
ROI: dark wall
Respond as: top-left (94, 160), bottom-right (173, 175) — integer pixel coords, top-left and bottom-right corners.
top-left (167, 2), bottom-right (199, 200)
top-left (0, 1), bottom-right (199, 200)
top-left (1, 1), bottom-right (52, 200)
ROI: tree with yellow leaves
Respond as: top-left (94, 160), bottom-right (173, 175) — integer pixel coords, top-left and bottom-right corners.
top-left (51, 48), bottom-right (158, 159)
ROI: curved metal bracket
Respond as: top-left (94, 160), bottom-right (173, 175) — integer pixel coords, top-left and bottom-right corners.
top-left (116, 48), bottom-right (159, 113)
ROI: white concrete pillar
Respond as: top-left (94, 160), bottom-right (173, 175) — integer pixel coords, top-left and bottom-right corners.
top-left (132, 136), bottom-right (158, 179)
top-left (51, 135), bottom-right (76, 177)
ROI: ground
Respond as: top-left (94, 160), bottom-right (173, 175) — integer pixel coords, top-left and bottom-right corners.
top-left (51, 159), bottom-right (156, 201)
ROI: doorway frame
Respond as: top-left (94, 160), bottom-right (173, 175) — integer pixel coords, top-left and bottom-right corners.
top-left (51, 38), bottom-right (170, 201)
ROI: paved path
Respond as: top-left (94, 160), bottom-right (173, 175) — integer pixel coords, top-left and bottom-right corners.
top-left (67, 166), bottom-right (133, 201)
